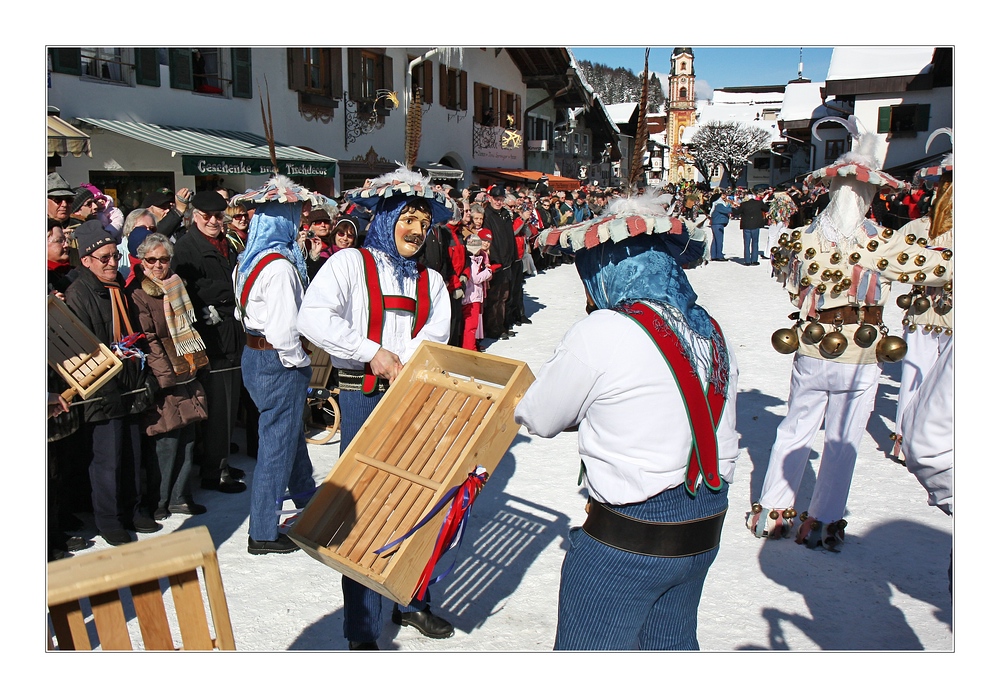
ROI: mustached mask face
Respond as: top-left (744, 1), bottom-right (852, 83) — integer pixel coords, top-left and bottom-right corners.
top-left (394, 202), bottom-right (432, 258)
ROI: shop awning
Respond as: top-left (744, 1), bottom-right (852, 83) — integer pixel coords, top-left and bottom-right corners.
top-left (48, 114), bottom-right (92, 158)
top-left (76, 118), bottom-right (337, 178)
top-left (475, 168), bottom-right (581, 192)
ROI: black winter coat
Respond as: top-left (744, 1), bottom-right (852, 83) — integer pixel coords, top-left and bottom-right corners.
top-left (735, 199), bottom-right (768, 230)
top-left (64, 267), bottom-right (147, 422)
top-left (482, 205), bottom-right (516, 267)
top-left (171, 229), bottom-right (244, 366)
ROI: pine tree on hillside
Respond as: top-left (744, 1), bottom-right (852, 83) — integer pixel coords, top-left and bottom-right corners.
top-left (578, 60), bottom-right (665, 112)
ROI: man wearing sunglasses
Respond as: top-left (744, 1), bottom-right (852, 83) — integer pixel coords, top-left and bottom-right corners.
top-left (172, 190), bottom-right (248, 495)
top-left (47, 172), bottom-right (76, 227)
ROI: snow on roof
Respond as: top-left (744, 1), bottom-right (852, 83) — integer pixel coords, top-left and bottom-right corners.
top-left (605, 102), bottom-right (638, 125)
top-left (827, 46), bottom-right (935, 81)
top-left (780, 81), bottom-right (827, 122)
top-left (711, 89), bottom-right (785, 105)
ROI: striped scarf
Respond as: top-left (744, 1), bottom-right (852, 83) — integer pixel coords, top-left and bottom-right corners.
top-left (147, 273), bottom-right (207, 356)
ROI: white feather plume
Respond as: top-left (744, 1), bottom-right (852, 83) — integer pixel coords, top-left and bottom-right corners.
top-left (369, 165), bottom-right (432, 191)
top-left (604, 187), bottom-right (670, 217)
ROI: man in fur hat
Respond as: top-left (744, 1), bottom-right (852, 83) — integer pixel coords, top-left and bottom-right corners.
top-left (298, 167), bottom-right (456, 649)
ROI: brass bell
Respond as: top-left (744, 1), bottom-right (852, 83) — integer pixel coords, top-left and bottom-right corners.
top-left (819, 331), bottom-right (848, 358)
top-left (939, 300), bottom-right (952, 315)
top-left (876, 334), bottom-right (908, 362)
top-left (942, 249), bottom-right (953, 260)
top-left (925, 324), bottom-right (934, 332)
top-left (943, 281), bottom-right (952, 292)
top-left (804, 247), bottom-right (816, 259)
top-left (897, 252), bottom-right (909, 264)
top-left (849, 252), bottom-right (861, 264)
top-left (799, 510), bottom-right (809, 522)
top-left (832, 270), bottom-right (844, 281)
top-left (933, 326), bottom-right (943, 334)
top-left (945, 328), bottom-right (953, 336)
top-left (830, 252), bottom-right (842, 264)
top-left (790, 230), bottom-right (801, 241)
top-left (778, 233), bottom-right (789, 245)
top-left (905, 233), bottom-right (917, 244)
top-left (899, 273), bottom-right (910, 283)
top-left (783, 508), bottom-right (797, 519)
top-left (916, 237), bottom-right (927, 247)
top-left (880, 229), bottom-right (894, 240)
top-left (800, 276), bottom-right (812, 288)
top-left (821, 269), bottom-right (833, 281)
top-left (914, 254), bottom-right (926, 266)
top-left (913, 296), bottom-right (931, 314)
top-left (914, 271), bottom-right (926, 283)
top-left (770, 246), bottom-right (779, 256)
top-left (769, 510), bottom-right (780, 520)
top-left (877, 258), bottom-right (889, 271)
top-left (854, 324), bottom-right (878, 348)
top-left (751, 503), bottom-right (763, 514)
top-left (816, 283), bottom-right (828, 294)
top-left (791, 241), bottom-right (803, 252)
top-left (867, 240), bottom-right (879, 252)
top-left (808, 262), bottom-right (820, 274)
top-left (933, 265), bottom-right (947, 277)
top-left (802, 321), bottom-right (826, 344)
top-left (896, 294), bottom-right (912, 310)
top-left (771, 327), bottom-right (799, 354)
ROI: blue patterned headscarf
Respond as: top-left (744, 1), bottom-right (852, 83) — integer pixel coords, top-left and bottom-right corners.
top-left (575, 234), bottom-right (728, 391)
top-left (361, 195), bottom-right (421, 288)
top-left (235, 200), bottom-right (309, 303)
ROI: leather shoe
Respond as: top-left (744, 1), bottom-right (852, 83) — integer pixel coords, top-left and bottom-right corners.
top-left (248, 533), bottom-right (299, 555)
top-left (131, 515), bottom-right (162, 534)
top-left (101, 529), bottom-right (132, 546)
top-left (201, 473), bottom-right (247, 494)
top-left (520, 317), bottom-right (532, 324)
top-left (348, 641), bottom-right (379, 650)
top-left (64, 535), bottom-right (91, 552)
top-left (168, 501), bottom-right (207, 516)
top-left (153, 507), bottom-right (171, 521)
top-left (391, 607), bottom-right (454, 639)
top-left (227, 466), bottom-right (245, 480)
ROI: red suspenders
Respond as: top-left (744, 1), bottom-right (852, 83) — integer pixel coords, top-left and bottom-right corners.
top-left (359, 248), bottom-right (431, 395)
top-left (618, 301), bottom-right (727, 497)
top-left (236, 252), bottom-right (287, 321)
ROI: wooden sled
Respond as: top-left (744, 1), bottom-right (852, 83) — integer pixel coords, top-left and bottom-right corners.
top-left (47, 294), bottom-right (122, 402)
top-left (288, 341), bottom-right (534, 605)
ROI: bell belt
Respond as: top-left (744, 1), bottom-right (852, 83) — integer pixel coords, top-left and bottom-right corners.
top-left (582, 497), bottom-right (727, 558)
top-left (808, 305), bottom-right (883, 326)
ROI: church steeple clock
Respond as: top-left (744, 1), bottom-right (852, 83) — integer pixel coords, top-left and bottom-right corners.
top-left (667, 47), bottom-right (696, 183)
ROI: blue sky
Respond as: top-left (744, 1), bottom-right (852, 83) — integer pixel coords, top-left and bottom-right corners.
top-left (569, 47), bottom-right (834, 98)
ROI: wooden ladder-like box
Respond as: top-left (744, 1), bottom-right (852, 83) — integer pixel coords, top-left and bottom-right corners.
top-left (47, 526), bottom-right (235, 651)
top-left (47, 294), bottom-right (123, 402)
top-left (288, 341), bottom-right (534, 606)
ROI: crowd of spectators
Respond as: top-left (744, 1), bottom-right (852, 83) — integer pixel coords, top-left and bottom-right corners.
top-left (46, 167), bottom-right (938, 561)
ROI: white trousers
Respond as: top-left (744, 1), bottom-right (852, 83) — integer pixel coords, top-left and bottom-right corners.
top-left (894, 326), bottom-right (952, 451)
top-left (759, 354), bottom-right (881, 522)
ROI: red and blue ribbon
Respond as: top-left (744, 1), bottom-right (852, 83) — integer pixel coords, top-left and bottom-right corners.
top-left (374, 467), bottom-right (490, 602)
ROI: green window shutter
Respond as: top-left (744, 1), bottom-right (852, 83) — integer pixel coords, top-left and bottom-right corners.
top-left (49, 48), bottom-right (81, 76)
top-left (133, 48), bottom-right (160, 86)
top-left (877, 105), bottom-right (891, 133)
top-left (347, 48), bottom-right (362, 101)
top-left (231, 48), bottom-right (252, 99)
top-left (168, 49), bottom-right (194, 90)
top-left (915, 103), bottom-right (931, 132)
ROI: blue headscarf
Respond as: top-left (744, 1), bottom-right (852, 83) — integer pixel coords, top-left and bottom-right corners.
top-left (234, 200), bottom-right (309, 304)
top-left (576, 234), bottom-right (728, 391)
top-left (362, 195), bottom-right (425, 288)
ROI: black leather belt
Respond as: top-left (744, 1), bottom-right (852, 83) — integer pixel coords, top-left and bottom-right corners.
top-left (582, 498), bottom-right (727, 558)
top-left (337, 368), bottom-right (390, 393)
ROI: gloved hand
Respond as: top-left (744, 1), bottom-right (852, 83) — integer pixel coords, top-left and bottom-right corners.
top-left (201, 305), bottom-right (223, 326)
top-left (452, 288), bottom-right (465, 300)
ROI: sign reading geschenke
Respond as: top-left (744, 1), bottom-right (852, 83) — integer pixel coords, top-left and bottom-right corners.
top-left (182, 156), bottom-right (336, 179)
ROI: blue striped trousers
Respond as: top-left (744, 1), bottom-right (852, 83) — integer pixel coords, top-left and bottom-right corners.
top-left (338, 388), bottom-right (429, 643)
top-left (555, 481), bottom-right (728, 651)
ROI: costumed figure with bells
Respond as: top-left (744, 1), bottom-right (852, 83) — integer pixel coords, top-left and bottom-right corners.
top-left (750, 116), bottom-right (954, 551)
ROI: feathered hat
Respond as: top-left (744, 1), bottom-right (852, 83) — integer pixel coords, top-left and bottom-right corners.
top-left (805, 115), bottom-right (903, 189)
top-left (542, 49), bottom-right (708, 269)
top-left (345, 167), bottom-right (453, 226)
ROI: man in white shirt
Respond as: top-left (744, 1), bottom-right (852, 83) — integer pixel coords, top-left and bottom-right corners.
top-left (298, 168), bottom-right (455, 650)
top-left (233, 175), bottom-right (322, 555)
top-left (515, 215), bottom-right (738, 651)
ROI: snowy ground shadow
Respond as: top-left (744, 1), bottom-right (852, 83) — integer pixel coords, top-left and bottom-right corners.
top-left (741, 518), bottom-right (952, 650)
top-left (737, 387), bottom-right (817, 510)
top-left (522, 290), bottom-right (547, 318)
top-left (869, 359), bottom-right (902, 458)
top-left (429, 438), bottom-right (570, 634)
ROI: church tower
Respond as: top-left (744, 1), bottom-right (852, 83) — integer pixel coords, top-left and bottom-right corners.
top-left (667, 47), bottom-right (697, 183)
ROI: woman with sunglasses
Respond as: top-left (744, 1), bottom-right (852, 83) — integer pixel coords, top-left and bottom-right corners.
top-left (305, 214), bottom-right (361, 280)
top-left (126, 233), bottom-right (210, 521)
top-left (224, 205), bottom-right (251, 254)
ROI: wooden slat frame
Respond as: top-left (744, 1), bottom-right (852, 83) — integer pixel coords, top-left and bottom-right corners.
top-left (289, 342), bottom-right (535, 605)
top-left (47, 526), bottom-right (235, 651)
top-left (47, 294), bottom-right (123, 400)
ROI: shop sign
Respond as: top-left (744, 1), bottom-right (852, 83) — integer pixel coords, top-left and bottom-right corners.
top-left (182, 156), bottom-right (336, 178)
